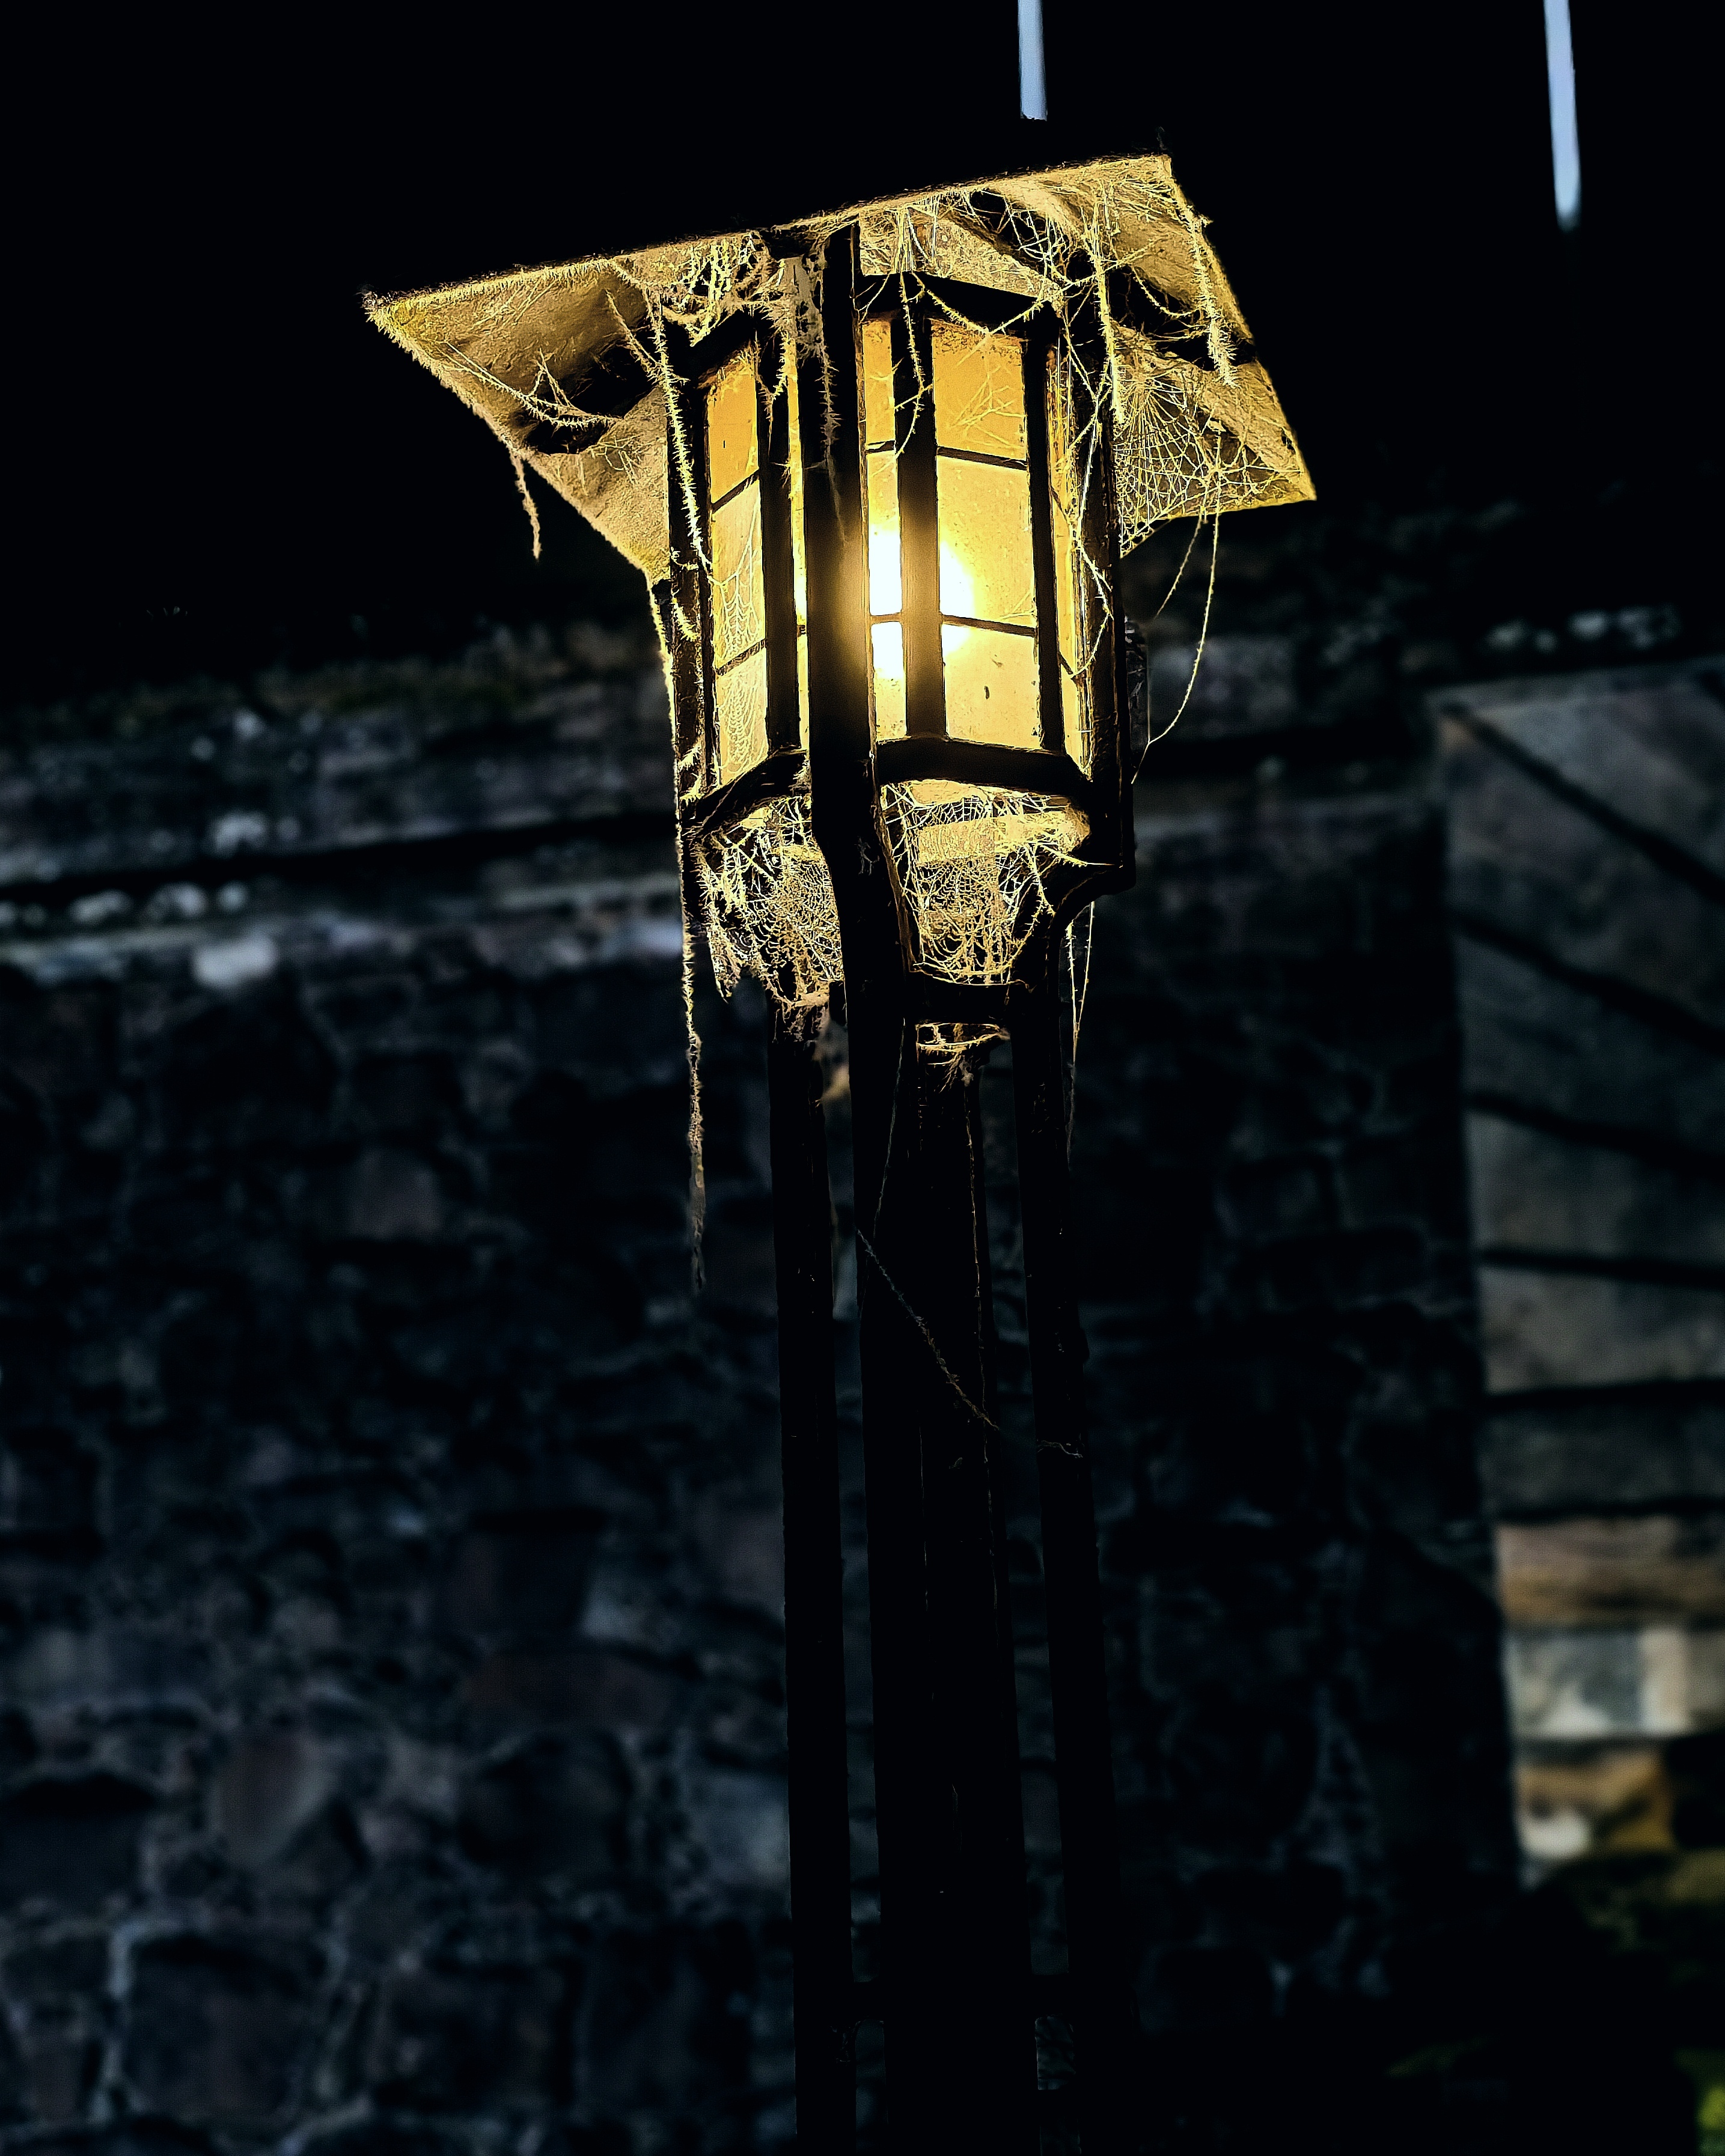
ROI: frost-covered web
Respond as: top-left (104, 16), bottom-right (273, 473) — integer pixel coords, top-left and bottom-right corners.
top-left (881, 783), bottom-right (1089, 988)
top-left (693, 792), bottom-right (844, 1016)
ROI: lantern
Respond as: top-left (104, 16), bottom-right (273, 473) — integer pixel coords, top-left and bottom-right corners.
top-left (370, 155), bottom-right (1308, 2156)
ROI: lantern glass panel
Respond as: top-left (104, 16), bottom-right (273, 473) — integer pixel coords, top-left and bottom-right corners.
top-left (704, 349), bottom-right (774, 780)
top-left (1046, 353), bottom-right (1088, 770)
top-left (784, 355), bottom-right (810, 745)
top-left (931, 326), bottom-right (1027, 460)
top-left (929, 324), bottom-right (1042, 749)
top-left (942, 624), bottom-right (1039, 745)
top-left (872, 624), bottom-right (907, 739)
top-left (862, 318), bottom-right (905, 741)
top-left (711, 484), bottom-right (765, 671)
top-left (863, 318), bottom-right (896, 448)
top-left (935, 459), bottom-right (1036, 627)
top-left (715, 644), bottom-right (769, 779)
top-left (707, 353), bottom-right (759, 499)
top-left (867, 455), bottom-right (903, 619)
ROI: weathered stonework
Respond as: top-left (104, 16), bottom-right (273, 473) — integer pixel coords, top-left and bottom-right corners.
top-left (1, 627), bottom-right (1521, 2151)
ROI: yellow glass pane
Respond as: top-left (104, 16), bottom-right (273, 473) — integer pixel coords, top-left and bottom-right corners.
top-left (943, 625), bottom-right (1039, 747)
top-left (796, 629), bottom-right (809, 747)
top-left (786, 355), bottom-right (807, 627)
top-left (862, 318), bottom-right (896, 448)
top-left (1047, 354), bottom-right (1090, 770)
top-left (1048, 361), bottom-right (1081, 667)
top-left (866, 448), bottom-right (902, 618)
top-left (932, 326), bottom-right (1026, 460)
top-left (715, 645), bottom-right (768, 781)
top-left (711, 480), bottom-right (763, 670)
top-left (872, 623), bottom-right (906, 741)
top-left (936, 458), bottom-right (1036, 627)
top-left (706, 354), bottom-right (759, 501)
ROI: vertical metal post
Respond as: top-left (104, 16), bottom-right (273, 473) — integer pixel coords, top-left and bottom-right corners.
top-left (1010, 970), bottom-right (1136, 2155)
top-left (801, 226), bottom-right (1039, 2155)
top-left (769, 1005), bottom-right (855, 2155)
top-left (888, 1054), bottom-right (1038, 2152)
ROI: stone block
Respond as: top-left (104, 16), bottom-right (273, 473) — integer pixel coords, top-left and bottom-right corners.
top-left (1479, 1391), bottom-right (1725, 1515)
top-left (457, 1731), bottom-right (625, 1883)
top-left (322, 1149), bottom-right (447, 1242)
top-left (1433, 663), bottom-right (1725, 877)
top-left (0, 1427), bottom-right (98, 1548)
top-left (461, 1646), bottom-right (680, 1735)
top-left (18, 2024), bottom-right (103, 2122)
top-left (1455, 937), bottom-right (1725, 1155)
top-left (1443, 717), bottom-right (1725, 1031)
top-left (16, 2127), bottom-right (217, 2156)
top-left (295, 2123), bottom-right (466, 2156)
top-left (0, 1775), bottom-right (151, 1908)
top-left (1514, 1744), bottom-right (1672, 1865)
top-left (1496, 1515), bottom-right (1725, 1625)
top-left (3, 1935), bottom-right (109, 2000)
top-left (1479, 1267), bottom-right (1725, 1391)
top-left (365, 1964), bottom-right (567, 2110)
top-left (575, 1928), bottom-right (753, 2122)
top-left (693, 1499), bottom-right (784, 1618)
top-left (435, 1508), bottom-right (605, 1636)
top-left (1468, 1112), bottom-right (1725, 1265)
top-left (123, 1935), bottom-right (320, 2127)
top-left (213, 1730), bottom-right (339, 1870)
top-left (0, 659), bottom-right (671, 893)
top-left (685, 1768), bottom-right (789, 1892)
top-left (1503, 1626), bottom-right (1711, 1740)
top-left (0, 977), bottom-right (115, 1101)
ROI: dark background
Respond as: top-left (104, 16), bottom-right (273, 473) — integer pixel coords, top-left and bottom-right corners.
top-left (1, 8), bottom-right (1721, 2150)
top-left (4, 0), bottom-right (1716, 707)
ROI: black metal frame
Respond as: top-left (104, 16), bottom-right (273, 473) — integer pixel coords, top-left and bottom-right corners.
top-left (655, 226), bottom-right (1138, 2155)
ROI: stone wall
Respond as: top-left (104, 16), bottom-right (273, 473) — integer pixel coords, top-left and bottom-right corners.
top-left (1438, 659), bottom-right (1725, 1869)
top-left (0, 625), bottom-right (1521, 2152)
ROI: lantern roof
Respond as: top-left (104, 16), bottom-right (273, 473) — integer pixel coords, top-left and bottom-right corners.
top-left (366, 153), bottom-right (1312, 584)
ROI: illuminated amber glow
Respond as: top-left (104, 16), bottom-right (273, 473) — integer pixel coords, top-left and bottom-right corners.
top-left (1046, 352), bottom-right (1088, 769)
top-left (931, 326), bottom-right (1027, 460)
top-left (936, 460), bottom-right (1035, 627)
top-left (933, 326), bottom-right (1040, 749)
top-left (862, 320), bottom-right (904, 736)
top-left (706, 352), bottom-right (768, 779)
top-left (707, 355), bottom-right (759, 499)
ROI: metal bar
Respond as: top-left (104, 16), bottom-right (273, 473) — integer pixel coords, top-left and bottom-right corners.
top-left (1023, 324), bottom-right (1064, 755)
top-left (891, 299), bottom-right (946, 741)
top-left (759, 324), bottom-right (804, 755)
top-left (1009, 972), bottom-right (1136, 2156)
top-left (662, 391), bottom-right (710, 800)
top-left (874, 736), bottom-right (1095, 813)
top-left (671, 370), bottom-right (720, 796)
top-left (1068, 296), bottom-right (1131, 873)
top-left (682, 747), bottom-right (806, 843)
top-left (798, 228), bottom-right (944, 2146)
top-left (938, 613), bottom-right (1037, 638)
top-left (768, 1003), bottom-right (855, 2156)
top-left (863, 1037), bottom-right (1037, 2156)
top-left (935, 445), bottom-right (1030, 474)
top-left (916, 1063), bottom-right (1040, 2152)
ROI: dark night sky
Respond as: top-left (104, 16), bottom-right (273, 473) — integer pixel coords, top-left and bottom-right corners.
top-left (4, 1), bottom-right (1713, 705)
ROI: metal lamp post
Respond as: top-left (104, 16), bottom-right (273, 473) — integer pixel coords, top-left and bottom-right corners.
top-left (369, 156), bottom-right (1309, 2155)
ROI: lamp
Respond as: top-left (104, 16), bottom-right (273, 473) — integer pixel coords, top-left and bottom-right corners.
top-left (370, 155), bottom-right (1308, 2155)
